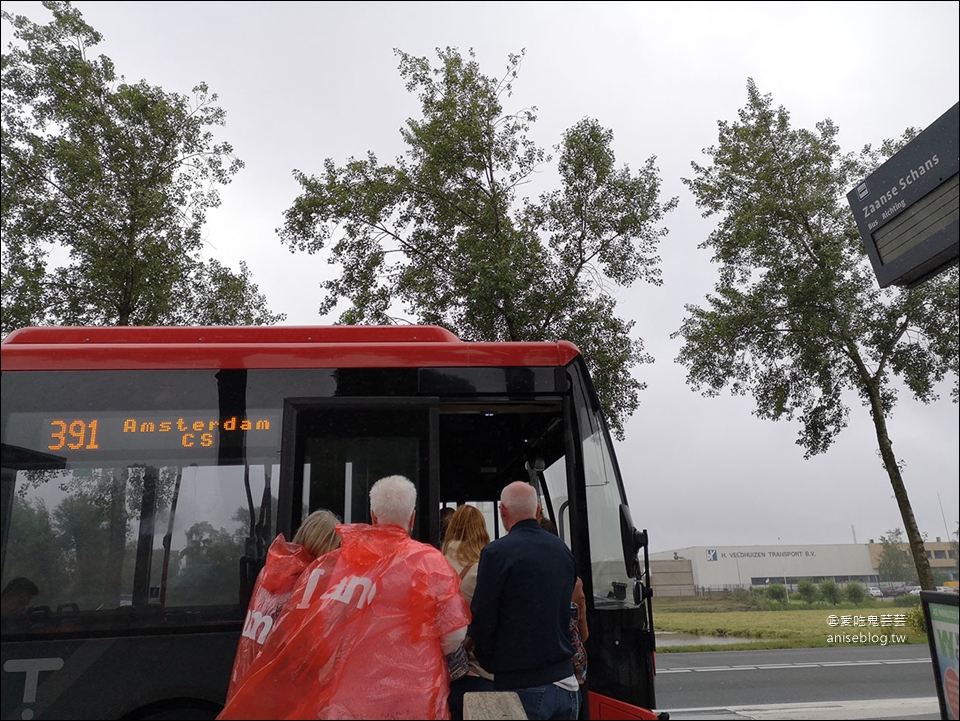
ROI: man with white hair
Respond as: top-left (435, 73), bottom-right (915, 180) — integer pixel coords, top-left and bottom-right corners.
top-left (468, 480), bottom-right (579, 720)
top-left (218, 475), bottom-right (470, 720)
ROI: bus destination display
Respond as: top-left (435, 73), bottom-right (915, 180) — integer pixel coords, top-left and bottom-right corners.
top-left (7, 410), bottom-right (282, 458)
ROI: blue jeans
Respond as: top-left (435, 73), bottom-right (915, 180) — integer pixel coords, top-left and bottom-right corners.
top-left (513, 684), bottom-right (579, 720)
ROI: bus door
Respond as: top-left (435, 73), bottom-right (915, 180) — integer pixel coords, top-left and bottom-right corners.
top-left (277, 398), bottom-right (441, 549)
top-left (559, 359), bottom-right (658, 715)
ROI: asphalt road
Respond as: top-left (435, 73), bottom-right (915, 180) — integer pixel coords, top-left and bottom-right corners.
top-left (652, 644), bottom-right (941, 720)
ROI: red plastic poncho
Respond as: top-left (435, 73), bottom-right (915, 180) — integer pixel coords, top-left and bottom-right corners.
top-left (225, 534), bottom-right (315, 703)
top-left (218, 523), bottom-right (471, 720)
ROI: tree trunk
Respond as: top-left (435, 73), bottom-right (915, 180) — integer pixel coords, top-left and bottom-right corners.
top-left (866, 385), bottom-right (934, 589)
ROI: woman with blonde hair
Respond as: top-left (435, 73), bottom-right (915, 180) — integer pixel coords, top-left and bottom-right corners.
top-left (442, 504), bottom-right (494, 719)
top-left (292, 508), bottom-right (341, 557)
top-left (225, 508), bottom-right (341, 703)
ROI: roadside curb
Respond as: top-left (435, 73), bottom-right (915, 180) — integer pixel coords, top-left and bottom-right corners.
top-left (662, 696), bottom-right (939, 720)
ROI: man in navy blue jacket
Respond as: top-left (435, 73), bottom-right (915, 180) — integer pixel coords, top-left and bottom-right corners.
top-left (468, 481), bottom-right (579, 720)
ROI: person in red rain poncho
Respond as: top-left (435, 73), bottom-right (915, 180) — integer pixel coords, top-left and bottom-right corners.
top-left (224, 508), bottom-right (341, 704)
top-left (217, 475), bottom-right (471, 720)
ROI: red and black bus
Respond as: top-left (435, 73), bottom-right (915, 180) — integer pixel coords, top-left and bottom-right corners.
top-left (1, 325), bottom-right (659, 719)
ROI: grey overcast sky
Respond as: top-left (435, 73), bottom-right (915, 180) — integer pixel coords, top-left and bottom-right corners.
top-left (3, 1), bottom-right (958, 553)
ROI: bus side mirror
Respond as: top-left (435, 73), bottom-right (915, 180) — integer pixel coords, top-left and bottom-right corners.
top-left (619, 504), bottom-right (647, 579)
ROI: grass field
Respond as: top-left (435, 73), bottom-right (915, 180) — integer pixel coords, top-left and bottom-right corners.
top-left (652, 597), bottom-right (927, 653)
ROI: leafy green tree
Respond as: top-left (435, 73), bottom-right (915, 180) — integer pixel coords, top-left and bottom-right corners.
top-left (231, 493), bottom-right (279, 555)
top-left (820, 579), bottom-right (842, 605)
top-left (877, 528), bottom-right (920, 584)
top-left (3, 496), bottom-right (62, 602)
top-left (279, 47), bottom-right (676, 438)
top-left (181, 521), bottom-right (241, 568)
top-left (52, 494), bottom-right (114, 603)
top-left (765, 583), bottom-right (787, 603)
top-left (38, 467), bottom-right (132, 603)
top-left (797, 578), bottom-right (820, 604)
top-left (1, 1), bottom-right (284, 332)
top-left (168, 259), bottom-right (283, 326)
top-left (905, 603), bottom-right (926, 635)
top-left (172, 521), bottom-right (240, 605)
top-left (845, 581), bottom-right (867, 605)
top-left (675, 79), bottom-right (958, 589)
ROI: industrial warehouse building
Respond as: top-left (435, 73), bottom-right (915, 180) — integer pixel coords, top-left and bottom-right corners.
top-left (648, 539), bottom-right (958, 597)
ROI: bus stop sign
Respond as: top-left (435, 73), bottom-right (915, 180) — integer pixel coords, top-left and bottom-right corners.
top-left (847, 102), bottom-right (959, 288)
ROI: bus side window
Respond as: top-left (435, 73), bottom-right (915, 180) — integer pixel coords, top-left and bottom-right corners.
top-left (1, 462), bottom-right (277, 635)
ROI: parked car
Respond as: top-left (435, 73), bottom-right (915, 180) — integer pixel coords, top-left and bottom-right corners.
top-left (867, 587), bottom-right (884, 598)
top-left (907, 586), bottom-right (958, 595)
top-left (883, 587), bottom-right (907, 597)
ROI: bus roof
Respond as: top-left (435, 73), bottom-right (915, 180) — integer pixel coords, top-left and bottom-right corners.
top-left (0, 325), bottom-right (582, 371)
